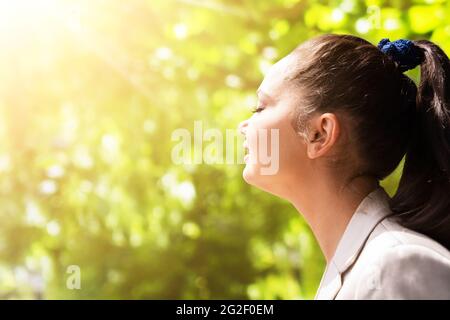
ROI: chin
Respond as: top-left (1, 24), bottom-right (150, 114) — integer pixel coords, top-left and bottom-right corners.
top-left (242, 154), bottom-right (265, 185)
top-left (242, 163), bottom-right (282, 196)
top-left (242, 164), bottom-right (258, 185)
top-left (242, 164), bottom-right (288, 200)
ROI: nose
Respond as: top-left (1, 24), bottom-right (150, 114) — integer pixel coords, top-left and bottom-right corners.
top-left (238, 120), bottom-right (248, 136)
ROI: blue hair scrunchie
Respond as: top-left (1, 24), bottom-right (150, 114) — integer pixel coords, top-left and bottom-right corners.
top-left (377, 38), bottom-right (423, 72)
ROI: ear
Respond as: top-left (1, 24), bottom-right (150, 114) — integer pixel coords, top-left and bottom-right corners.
top-left (306, 113), bottom-right (340, 159)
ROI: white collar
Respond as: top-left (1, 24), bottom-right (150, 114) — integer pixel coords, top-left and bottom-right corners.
top-left (314, 185), bottom-right (393, 299)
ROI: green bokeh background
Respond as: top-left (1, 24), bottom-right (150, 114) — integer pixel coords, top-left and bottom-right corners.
top-left (0, 0), bottom-right (449, 299)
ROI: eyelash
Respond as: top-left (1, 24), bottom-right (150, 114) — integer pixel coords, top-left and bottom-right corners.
top-left (251, 106), bottom-right (265, 113)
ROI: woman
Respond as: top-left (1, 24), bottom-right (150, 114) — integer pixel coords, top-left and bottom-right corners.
top-left (238, 34), bottom-right (450, 299)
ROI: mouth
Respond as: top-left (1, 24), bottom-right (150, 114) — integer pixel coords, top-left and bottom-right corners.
top-left (243, 141), bottom-right (249, 162)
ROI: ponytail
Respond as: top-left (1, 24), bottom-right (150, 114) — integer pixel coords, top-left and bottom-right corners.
top-left (389, 40), bottom-right (450, 250)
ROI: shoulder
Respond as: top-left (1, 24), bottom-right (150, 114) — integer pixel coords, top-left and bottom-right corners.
top-left (366, 216), bottom-right (450, 258)
top-left (344, 217), bottom-right (450, 299)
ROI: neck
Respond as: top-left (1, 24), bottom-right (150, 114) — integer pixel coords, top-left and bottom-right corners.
top-left (287, 172), bottom-right (379, 263)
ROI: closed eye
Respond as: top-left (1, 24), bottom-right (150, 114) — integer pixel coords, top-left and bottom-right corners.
top-left (251, 106), bottom-right (265, 113)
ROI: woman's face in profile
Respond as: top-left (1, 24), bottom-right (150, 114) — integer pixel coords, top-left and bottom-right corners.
top-left (239, 53), bottom-right (310, 198)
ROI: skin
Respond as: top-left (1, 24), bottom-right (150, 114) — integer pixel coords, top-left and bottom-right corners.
top-left (238, 52), bottom-right (379, 262)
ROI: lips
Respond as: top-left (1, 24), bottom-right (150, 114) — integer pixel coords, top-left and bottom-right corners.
top-left (243, 140), bottom-right (250, 163)
top-left (243, 141), bottom-right (249, 155)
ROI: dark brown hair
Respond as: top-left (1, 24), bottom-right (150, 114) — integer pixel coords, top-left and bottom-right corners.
top-left (289, 34), bottom-right (450, 250)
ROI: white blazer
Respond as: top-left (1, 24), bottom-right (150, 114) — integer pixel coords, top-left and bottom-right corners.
top-left (315, 185), bottom-right (450, 300)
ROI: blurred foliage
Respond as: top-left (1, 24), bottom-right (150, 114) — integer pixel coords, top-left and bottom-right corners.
top-left (0, 0), bottom-right (448, 299)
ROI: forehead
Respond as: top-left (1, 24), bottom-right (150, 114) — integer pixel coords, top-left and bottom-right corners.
top-left (257, 53), bottom-right (298, 98)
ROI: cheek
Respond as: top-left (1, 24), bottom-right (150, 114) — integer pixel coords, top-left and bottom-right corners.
top-left (242, 116), bottom-right (306, 192)
top-left (275, 115), bottom-right (308, 167)
top-left (246, 111), bottom-right (303, 170)
top-left (246, 113), bottom-right (280, 158)
top-left (277, 118), bottom-right (305, 167)
top-left (242, 107), bottom-right (309, 199)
